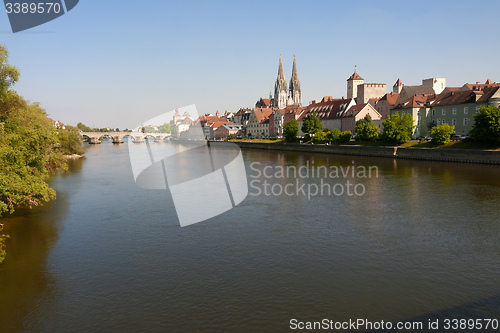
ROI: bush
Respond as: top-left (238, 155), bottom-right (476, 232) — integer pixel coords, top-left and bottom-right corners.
top-left (339, 131), bottom-right (352, 143)
top-left (470, 105), bottom-right (500, 145)
top-left (326, 128), bottom-right (340, 142)
top-left (283, 119), bottom-right (299, 142)
top-left (381, 112), bottom-right (414, 144)
top-left (313, 131), bottom-right (327, 144)
top-left (430, 123), bottom-right (455, 145)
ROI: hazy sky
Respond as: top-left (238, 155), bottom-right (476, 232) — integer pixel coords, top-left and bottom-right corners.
top-left (2, 0), bottom-right (500, 129)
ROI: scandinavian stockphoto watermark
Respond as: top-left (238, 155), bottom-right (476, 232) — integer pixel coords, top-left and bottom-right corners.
top-left (128, 105), bottom-right (248, 227)
top-left (3, 0), bottom-right (79, 33)
top-left (249, 161), bottom-right (378, 200)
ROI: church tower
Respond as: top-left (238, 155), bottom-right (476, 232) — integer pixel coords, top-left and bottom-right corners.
top-left (346, 68), bottom-right (364, 100)
top-left (288, 55), bottom-right (301, 106)
top-left (273, 55), bottom-right (288, 109)
top-left (393, 78), bottom-right (403, 93)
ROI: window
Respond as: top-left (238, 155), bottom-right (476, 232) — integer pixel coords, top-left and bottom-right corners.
top-left (442, 108), bottom-right (446, 115)
top-left (463, 118), bottom-right (469, 126)
top-left (476, 106), bottom-right (480, 114)
top-left (464, 107), bottom-right (469, 114)
top-left (452, 119), bottom-right (456, 126)
top-left (442, 119), bottom-right (446, 124)
top-left (452, 108), bottom-right (457, 115)
top-left (437, 118), bottom-right (441, 125)
top-left (432, 109), bottom-right (435, 116)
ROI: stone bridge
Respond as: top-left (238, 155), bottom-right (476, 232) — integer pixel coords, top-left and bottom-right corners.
top-left (80, 132), bottom-right (172, 144)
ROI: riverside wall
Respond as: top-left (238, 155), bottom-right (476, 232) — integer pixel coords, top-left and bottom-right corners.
top-left (231, 142), bottom-right (500, 165)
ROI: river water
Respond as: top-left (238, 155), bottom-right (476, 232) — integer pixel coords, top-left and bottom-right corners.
top-left (0, 141), bottom-right (499, 332)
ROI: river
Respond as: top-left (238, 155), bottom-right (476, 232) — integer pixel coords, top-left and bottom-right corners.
top-left (0, 141), bottom-right (499, 332)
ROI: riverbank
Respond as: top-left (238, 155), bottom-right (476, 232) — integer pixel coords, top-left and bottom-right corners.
top-left (64, 154), bottom-right (84, 159)
top-left (231, 141), bottom-right (500, 165)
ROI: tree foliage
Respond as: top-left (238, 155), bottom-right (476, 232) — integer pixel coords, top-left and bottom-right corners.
top-left (57, 125), bottom-right (87, 155)
top-left (355, 114), bottom-right (380, 141)
top-left (312, 131), bottom-right (326, 144)
top-left (381, 112), bottom-right (414, 144)
top-left (301, 112), bottom-right (323, 134)
top-left (76, 122), bottom-right (92, 132)
top-left (0, 46), bottom-right (19, 97)
top-left (326, 128), bottom-right (340, 142)
top-left (283, 119), bottom-right (299, 142)
top-left (430, 123), bottom-right (454, 145)
top-left (470, 105), bottom-right (500, 145)
top-left (0, 44), bottom-right (75, 217)
top-left (339, 131), bottom-right (352, 143)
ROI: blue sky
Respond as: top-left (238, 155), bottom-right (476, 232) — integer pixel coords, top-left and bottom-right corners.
top-left (2, 0), bottom-right (500, 128)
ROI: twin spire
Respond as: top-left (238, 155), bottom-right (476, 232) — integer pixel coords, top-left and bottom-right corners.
top-left (274, 55), bottom-right (301, 109)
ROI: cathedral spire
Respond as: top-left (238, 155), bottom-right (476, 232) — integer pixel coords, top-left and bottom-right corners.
top-left (278, 54), bottom-right (285, 80)
top-left (288, 55), bottom-right (301, 106)
top-left (291, 55), bottom-right (298, 79)
top-left (274, 54), bottom-right (288, 109)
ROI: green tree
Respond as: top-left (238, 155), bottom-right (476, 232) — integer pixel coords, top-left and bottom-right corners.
top-left (301, 112), bottom-right (323, 134)
top-left (0, 44), bottom-right (70, 217)
top-left (158, 121), bottom-right (174, 133)
top-left (381, 112), bottom-right (414, 144)
top-left (326, 129), bottom-right (340, 142)
top-left (76, 122), bottom-right (92, 132)
top-left (144, 125), bottom-right (158, 133)
top-left (57, 125), bottom-right (86, 155)
top-left (355, 114), bottom-right (380, 141)
top-left (283, 119), bottom-right (299, 142)
top-left (430, 123), bottom-right (455, 145)
top-left (339, 131), bottom-right (352, 143)
top-left (0, 45), bottom-right (19, 97)
top-left (470, 105), bottom-right (500, 145)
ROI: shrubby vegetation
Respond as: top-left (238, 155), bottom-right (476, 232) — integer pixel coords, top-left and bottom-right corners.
top-left (381, 112), bottom-right (414, 144)
top-left (1, 45), bottom-right (84, 217)
top-left (470, 105), bottom-right (500, 145)
top-left (431, 123), bottom-right (454, 145)
top-left (338, 131), bottom-right (352, 143)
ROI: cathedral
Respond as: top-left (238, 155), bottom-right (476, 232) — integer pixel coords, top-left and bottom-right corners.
top-left (273, 55), bottom-right (302, 109)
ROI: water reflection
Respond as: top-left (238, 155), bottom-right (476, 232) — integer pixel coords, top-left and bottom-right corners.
top-left (0, 158), bottom-right (83, 332)
top-left (0, 143), bottom-right (499, 332)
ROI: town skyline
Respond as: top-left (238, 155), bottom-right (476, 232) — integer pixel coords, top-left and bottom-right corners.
top-left (3, 0), bottom-right (500, 129)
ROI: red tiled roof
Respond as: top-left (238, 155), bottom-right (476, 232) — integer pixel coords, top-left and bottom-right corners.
top-left (461, 81), bottom-right (500, 91)
top-left (394, 78), bottom-right (403, 86)
top-left (298, 98), bottom-right (355, 121)
top-left (392, 94), bottom-right (435, 110)
top-left (379, 92), bottom-right (399, 105)
top-left (347, 71), bottom-right (363, 81)
top-left (210, 121), bottom-right (232, 129)
top-left (252, 108), bottom-right (275, 123)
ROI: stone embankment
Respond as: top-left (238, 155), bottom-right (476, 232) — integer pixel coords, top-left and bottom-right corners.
top-left (231, 142), bottom-right (500, 165)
